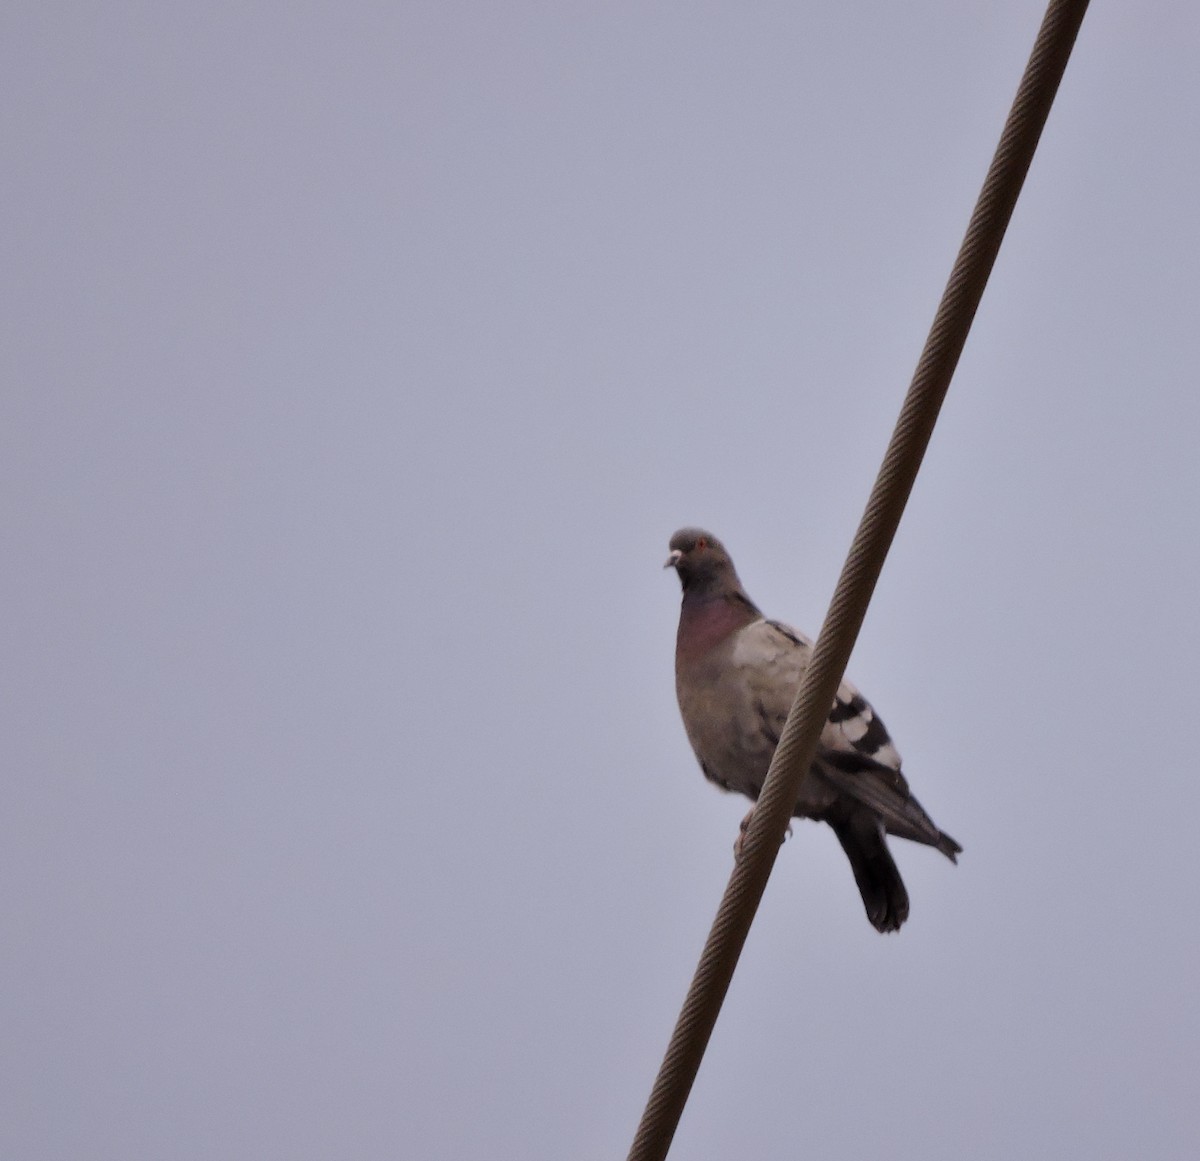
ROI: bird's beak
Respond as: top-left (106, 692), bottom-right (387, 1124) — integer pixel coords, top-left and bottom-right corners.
top-left (664, 549), bottom-right (682, 569)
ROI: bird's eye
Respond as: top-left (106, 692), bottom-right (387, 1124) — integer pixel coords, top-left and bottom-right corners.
top-left (696, 536), bottom-right (708, 550)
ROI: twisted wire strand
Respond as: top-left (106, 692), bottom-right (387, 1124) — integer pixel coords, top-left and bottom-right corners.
top-left (628, 3), bottom-right (1090, 1157)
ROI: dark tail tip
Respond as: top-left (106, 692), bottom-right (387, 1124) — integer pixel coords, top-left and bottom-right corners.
top-left (831, 815), bottom-right (910, 933)
top-left (937, 831), bottom-right (963, 864)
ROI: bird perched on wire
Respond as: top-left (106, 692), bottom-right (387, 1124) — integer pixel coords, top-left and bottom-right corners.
top-left (665, 527), bottom-right (960, 933)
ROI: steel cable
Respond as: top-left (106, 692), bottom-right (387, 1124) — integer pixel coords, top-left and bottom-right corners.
top-left (628, 2), bottom-right (1091, 1157)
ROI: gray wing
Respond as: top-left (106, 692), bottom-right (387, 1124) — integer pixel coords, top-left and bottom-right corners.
top-left (746, 619), bottom-right (902, 771)
top-left (739, 620), bottom-right (956, 855)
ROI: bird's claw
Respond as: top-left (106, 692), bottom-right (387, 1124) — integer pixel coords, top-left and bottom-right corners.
top-left (733, 808), bottom-right (792, 859)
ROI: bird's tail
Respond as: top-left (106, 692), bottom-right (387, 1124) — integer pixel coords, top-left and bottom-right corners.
top-left (829, 813), bottom-right (910, 934)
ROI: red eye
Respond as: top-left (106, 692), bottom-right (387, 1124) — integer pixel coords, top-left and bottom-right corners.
top-left (696, 536), bottom-right (707, 549)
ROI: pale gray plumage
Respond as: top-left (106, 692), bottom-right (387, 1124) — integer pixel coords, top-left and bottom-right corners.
top-left (666, 527), bottom-right (960, 933)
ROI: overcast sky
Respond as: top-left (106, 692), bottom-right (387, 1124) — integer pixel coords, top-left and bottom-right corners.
top-left (3, 3), bottom-right (1198, 1159)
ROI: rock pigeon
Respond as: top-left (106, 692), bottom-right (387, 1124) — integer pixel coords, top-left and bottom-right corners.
top-left (666, 527), bottom-right (960, 933)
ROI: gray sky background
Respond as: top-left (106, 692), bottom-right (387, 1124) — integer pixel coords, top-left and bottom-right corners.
top-left (4, 3), bottom-right (1198, 1159)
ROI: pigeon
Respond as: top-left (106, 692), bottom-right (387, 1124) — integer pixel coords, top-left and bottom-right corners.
top-left (665, 527), bottom-right (960, 933)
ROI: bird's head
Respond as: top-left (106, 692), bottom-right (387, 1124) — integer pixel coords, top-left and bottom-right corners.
top-left (664, 528), bottom-right (741, 596)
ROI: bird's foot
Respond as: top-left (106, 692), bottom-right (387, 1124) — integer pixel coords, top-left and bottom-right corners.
top-left (733, 808), bottom-right (792, 859)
